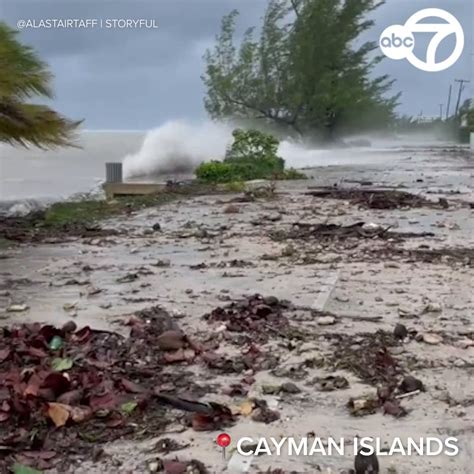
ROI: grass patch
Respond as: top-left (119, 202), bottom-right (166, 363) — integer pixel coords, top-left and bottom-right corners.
top-left (43, 193), bottom-right (181, 229)
top-left (0, 182), bottom-right (228, 243)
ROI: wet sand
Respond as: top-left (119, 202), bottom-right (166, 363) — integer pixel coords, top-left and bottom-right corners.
top-left (1, 145), bottom-right (473, 473)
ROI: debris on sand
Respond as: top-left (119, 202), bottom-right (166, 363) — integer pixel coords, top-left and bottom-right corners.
top-left (0, 306), bottom-right (230, 472)
top-left (327, 331), bottom-right (402, 386)
top-left (310, 375), bottom-right (349, 392)
top-left (347, 396), bottom-right (379, 417)
top-left (306, 187), bottom-right (440, 209)
top-left (270, 221), bottom-right (434, 242)
top-left (203, 294), bottom-right (292, 343)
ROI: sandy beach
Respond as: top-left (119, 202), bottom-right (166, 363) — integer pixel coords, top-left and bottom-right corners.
top-left (1, 144), bottom-right (473, 473)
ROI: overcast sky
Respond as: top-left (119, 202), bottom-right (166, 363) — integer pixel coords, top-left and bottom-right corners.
top-left (1, 0), bottom-right (472, 130)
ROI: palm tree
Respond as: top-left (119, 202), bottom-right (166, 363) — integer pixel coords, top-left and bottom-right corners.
top-left (0, 22), bottom-right (81, 148)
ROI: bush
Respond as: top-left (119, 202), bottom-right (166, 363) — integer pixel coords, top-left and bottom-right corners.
top-left (195, 161), bottom-right (238, 183)
top-left (196, 128), bottom-right (305, 183)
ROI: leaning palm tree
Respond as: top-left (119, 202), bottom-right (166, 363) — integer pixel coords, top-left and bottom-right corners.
top-left (0, 22), bottom-right (81, 148)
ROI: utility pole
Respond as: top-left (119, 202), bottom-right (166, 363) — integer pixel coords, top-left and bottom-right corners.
top-left (454, 79), bottom-right (470, 116)
top-left (446, 84), bottom-right (452, 119)
top-left (439, 104), bottom-right (443, 120)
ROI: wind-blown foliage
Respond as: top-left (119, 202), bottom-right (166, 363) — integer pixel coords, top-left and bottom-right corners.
top-left (0, 22), bottom-right (81, 148)
top-left (202, 0), bottom-right (399, 139)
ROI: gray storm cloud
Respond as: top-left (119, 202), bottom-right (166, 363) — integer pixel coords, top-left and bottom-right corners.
top-left (2, 0), bottom-right (472, 129)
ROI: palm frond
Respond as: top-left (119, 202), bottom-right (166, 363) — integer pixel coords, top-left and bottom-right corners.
top-left (0, 21), bottom-right (82, 148)
top-left (0, 101), bottom-right (82, 149)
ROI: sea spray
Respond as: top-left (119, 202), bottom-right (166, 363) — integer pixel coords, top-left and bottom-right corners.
top-left (122, 120), bottom-right (233, 178)
top-left (122, 119), bottom-right (401, 178)
top-left (121, 120), bottom-right (340, 178)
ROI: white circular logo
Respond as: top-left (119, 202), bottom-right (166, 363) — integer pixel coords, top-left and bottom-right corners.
top-left (379, 8), bottom-right (464, 72)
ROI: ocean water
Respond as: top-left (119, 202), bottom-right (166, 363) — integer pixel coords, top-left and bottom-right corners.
top-left (0, 131), bottom-right (145, 203)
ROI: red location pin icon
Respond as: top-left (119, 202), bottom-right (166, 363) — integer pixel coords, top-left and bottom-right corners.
top-left (217, 433), bottom-right (231, 460)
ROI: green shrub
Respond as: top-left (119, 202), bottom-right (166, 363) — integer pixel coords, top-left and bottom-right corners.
top-left (196, 128), bottom-right (309, 183)
top-left (195, 161), bottom-right (238, 183)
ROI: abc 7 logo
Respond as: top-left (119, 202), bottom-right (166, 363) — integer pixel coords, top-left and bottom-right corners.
top-left (379, 8), bottom-right (464, 72)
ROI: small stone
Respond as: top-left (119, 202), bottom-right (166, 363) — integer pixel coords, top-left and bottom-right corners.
top-left (393, 323), bottom-right (408, 340)
top-left (156, 330), bottom-right (186, 351)
top-left (422, 302), bottom-right (442, 314)
top-left (455, 338), bottom-right (474, 349)
top-left (399, 375), bottom-right (424, 393)
top-left (62, 321), bottom-right (77, 333)
top-left (262, 385), bottom-right (280, 395)
top-left (280, 382), bottom-right (301, 394)
top-left (263, 296), bottom-right (279, 306)
top-left (152, 223), bottom-right (161, 231)
top-left (223, 204), bottom-right (240, 214)
top-left (316, 316), bottom-right (337, 326)
top-left (422, 333), bottom-right (443, 345)
top-left (6, 304), bottom-right (29, 312)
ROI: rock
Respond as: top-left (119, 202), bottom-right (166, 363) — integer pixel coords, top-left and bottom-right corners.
top-left (152, 259), bottom-right (171, 268)
top-left (393, 323), bottom-right (408, 340)
top-left (348, 396), bottom-right (379, 416)
top-left (422, 302), bottom-right (442, 314)
top-left (314, 375), bottom-right (349, 391)
top-left (422, 333), bottom-right (443, 345)
top-left (455, 338), bottom-right (474, 349)
top-left (362, 222), bottom-right (383, 232)
top-left (263, 296), bottom-right (279, 306)
top-left (152, 223), bottom-right (161, 231)
top-left (282, 244), bottom-right (296, 257)
top-left (6, 304), bottom-right (29, 312)
top-left (399, 375), bottom-right (424, 393)
top-left (251, 407), bottom-right (280, 424)
top-left (116, 273), bottom-right (139, 283)
top-left (156, 330), bottom-right (186, 351)
top-left (223, 204), bottom-right (240, 214)
top-left (261, 385), bottom-right (280, 395)
top-left (266, 213), bottom-right (282, 222)
top-left (316, 316), bottom-right (337, 326)
top-left (352, 399), bottom-right (369, 411)
top-left (439, 198), bottom-right (449, 209)
top-left (61, 321), bottom-right (77, 333)
top-left (354, 450), bottom-right (379, 474)
top-left (280, 382), bottom-right (301, 394)
top-left (383, 400), bottom-right (407, 417)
